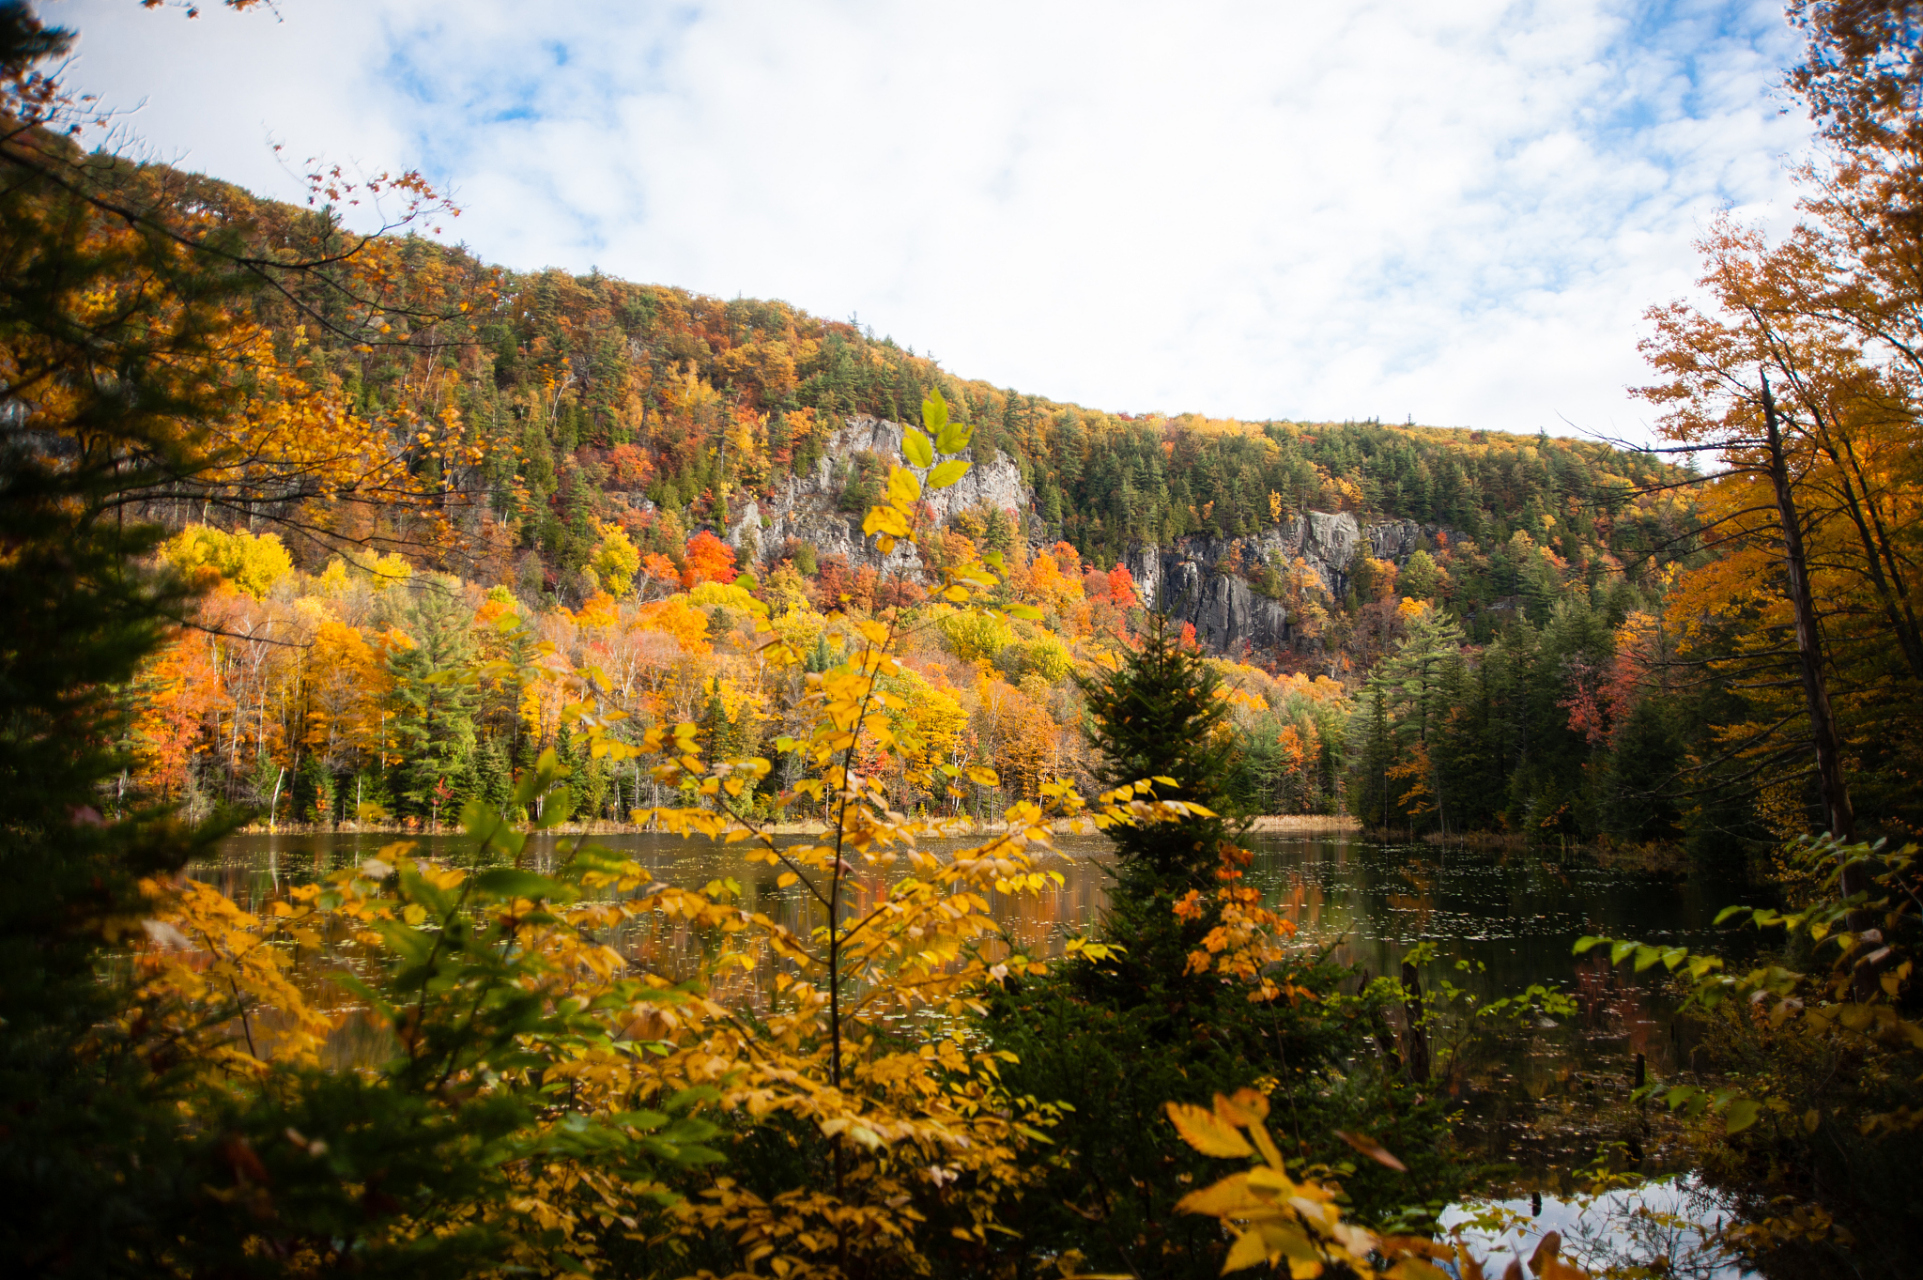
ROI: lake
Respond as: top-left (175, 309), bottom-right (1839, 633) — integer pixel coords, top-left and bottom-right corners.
top-left (201, 827), bottom-right (1772, 1081)
top-left (201, 826), bottom-right (1771, 1275)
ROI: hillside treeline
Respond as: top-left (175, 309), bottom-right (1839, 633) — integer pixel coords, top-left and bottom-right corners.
top-left (34, 0), bottom-right (1922, 859)
top-left (163, 165), bottom-right (1693, 614)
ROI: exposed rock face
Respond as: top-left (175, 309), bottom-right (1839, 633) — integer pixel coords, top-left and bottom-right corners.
top-left (719, 413), bottom-right (1447, 660)
top-left (725, 415), bottom-right (1032, 574)
top-left (1125, 512), bottom-right (1448, 657)
top-left (1148, 555), bottom-right (1292, 654)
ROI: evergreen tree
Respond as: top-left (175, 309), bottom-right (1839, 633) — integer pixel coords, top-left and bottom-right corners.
top-left (475, 737), bottom-right (512, 813)
top-left (983, 618), bottom-right (1453, 1276)
top-left (0, 12), bottom-right (252, 1254)
top-left (1075, 615), bottom-right (1236, 985)
top-left (296, 753), bottom-right (337, 825)
top-left (386, 583), bottom-right (479, 817)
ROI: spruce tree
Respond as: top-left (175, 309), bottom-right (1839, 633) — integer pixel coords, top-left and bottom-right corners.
top-left (385, 583), bottom-right (479, 817)
top-left (1074, 613), bottom-right (1236, 996)
top-left (0, 8), bottom-right (250, 1256)
top-left (983, 617), bottom-right (1454, 1276)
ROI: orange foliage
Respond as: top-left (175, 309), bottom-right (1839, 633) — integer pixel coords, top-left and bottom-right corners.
top-left (633, 596), bottom-right (713, 655)
top-left (133, 635), bottom-right (225, 799)
top-left (681, 531), bottom-right (737, 589)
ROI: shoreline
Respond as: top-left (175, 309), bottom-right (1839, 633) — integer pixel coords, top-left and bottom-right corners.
top-left (232, 813), bottom-right (1366, 839)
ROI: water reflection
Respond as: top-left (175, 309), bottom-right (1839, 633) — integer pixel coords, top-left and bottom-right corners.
top-left (203, 828), bottom-right (1768, 1069)
top-left (1440, 1178), bottom-right (1758, 1279)
top-left (200, 829), bottom-right (1775, 1250)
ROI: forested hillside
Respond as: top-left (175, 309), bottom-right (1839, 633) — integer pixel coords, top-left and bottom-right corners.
top-left (159, 169), bottom-right (1691, 610)
top-left (100, 163), bottom-right (1751, 850)
top-left (59, 47), bottom-right (1915, 860)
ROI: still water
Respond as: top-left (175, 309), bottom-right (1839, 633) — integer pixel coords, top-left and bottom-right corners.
top-left (202, 828), bottom-right (1772, 1078)
top-left (202, 828), bottom-right (1770, 1276)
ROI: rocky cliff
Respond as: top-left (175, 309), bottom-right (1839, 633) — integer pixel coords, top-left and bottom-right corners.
top-left (1125, 513), bottom-right (1441, 654)
top-left (726, 414), bottom-right (1447, 657)
top-left (725, 415), bottom-right (1031, 576)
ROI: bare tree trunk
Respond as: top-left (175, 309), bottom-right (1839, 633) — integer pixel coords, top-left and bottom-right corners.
top-left (267, 766), bottom-right (286, 833)
top-left (1761, 373), bottom-right (1855, 843)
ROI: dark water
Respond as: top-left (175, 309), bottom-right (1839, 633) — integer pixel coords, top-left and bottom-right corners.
top-left (202, 828), bottom-right (1771, 1076)
top-left (201, 828), bottom-right (1772, 1273)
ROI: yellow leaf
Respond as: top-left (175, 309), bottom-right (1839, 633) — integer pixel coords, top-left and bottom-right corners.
top-left (1222, 1229), bottom-right (1272, 1273)
top-left (887, 465), bottom-right (921, 506)
top-left (1175, 1172), bottom-right (1256, 1217)
top-left (1389, 1261), bottom-right (1452, 1280)
top-left (1216, 1089), bottom-right (1270, 1126)
top-left (1332, 1129), bottom-right (1407, 1172)
top-left (928, 458), bottom-right (969, 489)
top-left (778, 872), bottom-right (799, 888)
top-left (1165, 1101), bottom-right (1253, 1158)
top-left (967, 766), bottom-right (1000, 787)
top-left (903, 427), bottom-right (935, 468)
top-left (863, 504), bottom-right (909, 537)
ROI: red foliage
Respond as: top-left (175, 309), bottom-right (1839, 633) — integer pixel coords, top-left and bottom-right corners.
top-left (640, 552), bottom-right (679, 592)
top-left (874, 575), bottom-right (925, 611)
top-left (811, 553), bottom-right (859, 610)
top-left (1105, 563), bottom-right (1138, 605)
top-left (681, 531), bottom-right (737, 589)
top-left (607, 444), bottom-right (654, 489)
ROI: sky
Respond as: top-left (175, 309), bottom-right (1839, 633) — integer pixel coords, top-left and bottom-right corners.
top-left (56, 0), bottom-right (1814, 438)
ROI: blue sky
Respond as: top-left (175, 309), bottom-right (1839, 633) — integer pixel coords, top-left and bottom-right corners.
top-left (59, 0), bottom-right (1813, 436)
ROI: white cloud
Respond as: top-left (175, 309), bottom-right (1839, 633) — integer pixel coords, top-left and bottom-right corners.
top-left (55, 0), bottom-right (1813, 437)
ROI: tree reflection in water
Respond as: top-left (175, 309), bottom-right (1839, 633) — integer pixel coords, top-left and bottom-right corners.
top-left (202, 828), bottom-right (1771, 1174)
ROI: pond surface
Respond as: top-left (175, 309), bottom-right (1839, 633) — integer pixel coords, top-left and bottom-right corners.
top-left (202, 827), bottom-right (1778, 1258)
top-left (203, 827), bottom-right (1772, 1081)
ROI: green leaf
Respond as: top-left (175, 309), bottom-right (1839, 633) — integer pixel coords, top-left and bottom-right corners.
top-left (927, 459), bottom-right (970, 490)
top-left (1006, 603), bottom-right (1043, 620)
top-left (374, 919), bottom-right (437, 964)
top-left (1610, 940), bottom-right (1638, 966)
top-left (1572, 935), bottom-right (1608, 955)
top-left (330, 971), bottom-right (397, 1021)
top-left (1633, 944), bottom-right (1663, 973)
top-left (935, 419), bottom-right (974, 454)
top-left (611, 1109), bottom-right (670, 1133)
top-left (1713, 905), bottom-right (1748, 926)
top-left (400, 867), bottom-right (454, 916)
top-left (1663, 1084), bottom-right (1703, 1113)
top-left (1723, 1098), bottom-right (1761, 1133)
top-left (572, 847), bottom-right (633, 878)
top-left (666, 1084), bottom-right (720, 1112)
top-left (903, 427), bottom-right (935, 469)
top-left (463, 797), bottom-right (504, 844)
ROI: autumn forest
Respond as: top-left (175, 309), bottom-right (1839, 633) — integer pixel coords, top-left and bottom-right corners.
top-left (6, 2), bottom-right (1923, 1279)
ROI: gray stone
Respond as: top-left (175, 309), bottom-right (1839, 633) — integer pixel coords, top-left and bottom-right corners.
top-left (725, 415), bottom-right (1031, 576)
